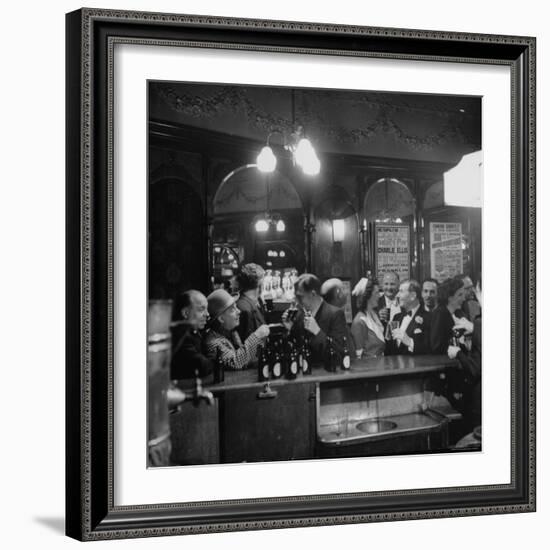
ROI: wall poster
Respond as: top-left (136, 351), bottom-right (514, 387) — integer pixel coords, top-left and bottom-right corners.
top-left (375, 224), bottom-right (410, 282)
top-left (429, 222), bottom-right (464, 282)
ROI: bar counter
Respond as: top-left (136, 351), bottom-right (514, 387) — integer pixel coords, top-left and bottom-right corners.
top-left (203, 354), bottom-right (459, 393)
top-left (170, 354), bottom-right (463, 465)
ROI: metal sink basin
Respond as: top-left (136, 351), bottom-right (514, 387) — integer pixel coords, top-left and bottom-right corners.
top-left (318, 412), bottom-right (446, 446)
top-left (355, 419), bottom-right (397, 434)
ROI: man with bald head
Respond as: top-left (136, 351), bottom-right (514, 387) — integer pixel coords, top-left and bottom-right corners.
top-left (320, 278), bottom-right (347, 309)
top-left (170, 289), bottom-right (213, 380)
top-left (377, 271), bottom-right (403, 325)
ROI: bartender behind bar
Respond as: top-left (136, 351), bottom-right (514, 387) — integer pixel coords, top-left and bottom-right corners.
top-left (282, 273), bottom-right (347, 366)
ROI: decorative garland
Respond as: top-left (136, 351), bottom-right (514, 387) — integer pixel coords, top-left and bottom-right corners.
top-left (157, 85), bottom-right (478, 152)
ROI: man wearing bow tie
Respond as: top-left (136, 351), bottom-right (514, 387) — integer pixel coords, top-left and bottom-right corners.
top-left (386, 279), bottom-right (432, 355)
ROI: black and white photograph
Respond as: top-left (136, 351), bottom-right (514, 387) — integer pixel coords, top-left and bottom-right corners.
top-left (59, 3), bottom-right (536, 543)
top-left (1, 0), bottom-right (544, 545)
top-left (147, 81), bottom-right (484, 467)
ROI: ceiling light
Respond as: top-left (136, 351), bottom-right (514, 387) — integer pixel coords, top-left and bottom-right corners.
top-left (257, 128), bottom-right (321, 177)
top-left (255, 219), bottom-right (269, 232)
top-left (256, 146), bottom-right (277, 173)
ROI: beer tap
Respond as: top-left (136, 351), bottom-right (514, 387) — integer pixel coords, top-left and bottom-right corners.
top-left (167, 384), bottom-right (187, 411)
top-left (190, 371), bottom-right (215, 407)
top-left (172, 370), bottom-right (215, 410)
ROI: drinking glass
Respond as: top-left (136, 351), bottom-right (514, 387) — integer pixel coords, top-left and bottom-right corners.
top-left (387, 320), bottom-right (400, 339)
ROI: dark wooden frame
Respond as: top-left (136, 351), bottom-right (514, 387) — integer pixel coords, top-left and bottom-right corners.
top-left (66, 8), bottom-right (536, 541)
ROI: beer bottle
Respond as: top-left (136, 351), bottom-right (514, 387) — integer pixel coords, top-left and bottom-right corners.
top-left (258, 343), bottom-right (270, 382)
top-left (325, 337), bottom-right (337, 373)
top-left (286, 338), bottom-right (298, 380)
top-left (296, 334), bottom-right (304, 371)
top-left (451, 328), bottom-right (466, 348)
top-left (214, 347), bottom-right (225, 384)
top-left (271, 339), bottom-right (283, 379)
top-left (341, 336), bottom-right (351, 370)
top-left (301, 334), bottom-right (312, 375)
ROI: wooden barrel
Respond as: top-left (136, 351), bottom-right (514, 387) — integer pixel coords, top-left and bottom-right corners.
top-left (147, 299), bottom-right (173, 467)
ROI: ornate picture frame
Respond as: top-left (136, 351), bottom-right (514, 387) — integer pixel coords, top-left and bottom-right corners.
top-left (66, 8), bottom-right (536, 540)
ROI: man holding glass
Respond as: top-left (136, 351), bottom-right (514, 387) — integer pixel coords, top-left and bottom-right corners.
top-left (385, 279), bottom-right (432, 355)
top-left (377, 272), bottom-right (403, 326)
top-left (282, 273), bottom-right (347, 367)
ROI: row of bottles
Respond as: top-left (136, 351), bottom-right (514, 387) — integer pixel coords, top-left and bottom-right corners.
top-left (324, 336), bottom-right (351, 373)
top-left (258, 335), bottom-right (312, 381)
top-left (261, 269), bottom-right (298, 301)
top-left (211, 334), bottom-right (352, 385)
top-left (259, 335), bottom-right (351, 381)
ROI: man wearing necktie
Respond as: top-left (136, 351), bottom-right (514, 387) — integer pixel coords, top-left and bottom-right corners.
top-left (386, 279), bottom-right (432, 355)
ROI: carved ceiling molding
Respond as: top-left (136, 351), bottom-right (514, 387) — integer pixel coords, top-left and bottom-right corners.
top-left (157, 85), bottom-right (477, 152)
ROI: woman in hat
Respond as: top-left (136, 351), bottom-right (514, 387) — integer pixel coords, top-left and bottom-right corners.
top-left (204, 288), bottom-right (270, 370)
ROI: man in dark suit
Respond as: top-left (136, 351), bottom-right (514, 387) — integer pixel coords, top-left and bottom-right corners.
top-left (421, 278), bottom-right (439, 313)
top-left (283, 273), bottom-right (348, 366)
top-left (170, 290), bottom-right (213, 380)
top-left (457, 273), bottom-right (482, 322)
top-left (386, 279), bottom-right (431, 355)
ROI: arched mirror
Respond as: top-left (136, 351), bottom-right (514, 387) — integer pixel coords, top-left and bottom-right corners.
top-left (364, 177), bottom-right (414, 223)
top-left (211, 166), bottom-right (305, 291)
top-left (363, 177), bottom-right (415, 281)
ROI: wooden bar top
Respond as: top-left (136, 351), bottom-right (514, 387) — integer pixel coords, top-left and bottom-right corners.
top-left (201, 355), bottom-right (458, 393)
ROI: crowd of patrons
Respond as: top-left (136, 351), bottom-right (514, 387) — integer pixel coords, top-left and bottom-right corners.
top-left (169, 265), bottom-right (482, 430)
